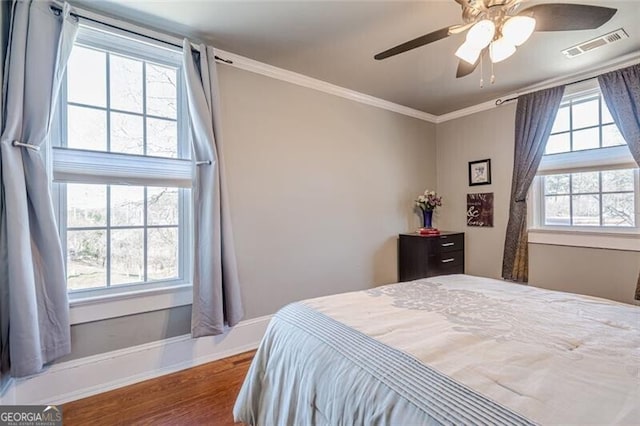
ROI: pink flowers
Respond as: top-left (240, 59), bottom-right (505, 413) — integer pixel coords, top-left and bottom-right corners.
top-left (415, 190), bottom-right (442, 211)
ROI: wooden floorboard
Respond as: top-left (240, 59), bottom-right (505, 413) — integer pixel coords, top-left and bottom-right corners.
top-left (62, 350), bottom-right (256, 426)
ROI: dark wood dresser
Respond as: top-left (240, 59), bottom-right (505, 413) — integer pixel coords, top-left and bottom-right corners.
top-left (398, 232), bottom-right (465, 282)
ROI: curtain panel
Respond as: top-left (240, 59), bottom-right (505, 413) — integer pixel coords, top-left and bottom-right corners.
top-left (0, 1), bottom-right (78, 377)
top-left (182, 40), bottom-right (244, 337)
top-left (597, 63), bottom-right (640, 299)
top-left (598, 64), bottom-right (640, 166)
top-left (502, 86), bottom-right (565, 283)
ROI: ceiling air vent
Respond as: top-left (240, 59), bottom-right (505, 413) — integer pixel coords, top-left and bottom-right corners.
top-left (562, 29), bottom-right (628, 58)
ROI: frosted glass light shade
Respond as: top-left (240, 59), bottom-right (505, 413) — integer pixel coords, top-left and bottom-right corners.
top-left (490, 37), bottom-right (516, 63)
top-left (455, 42), bottom-right (482, 65)
top-left (466, 20), bottom-right (496, 48)
top-left (502, 16), bottom-right (536, 46)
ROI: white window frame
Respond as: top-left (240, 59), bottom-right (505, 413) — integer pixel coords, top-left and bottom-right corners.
top-left (529, 79), bottom-right (640, 251)
top-left (50, 23), bottom-right (194, 322)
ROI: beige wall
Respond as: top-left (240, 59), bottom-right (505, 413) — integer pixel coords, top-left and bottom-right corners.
top-left (529, 245), bottom-right (640, 304)
top-left (435, 104), bottom-right (516, 278)
top-left (63, 63), bottom-right (437, 360)
top-left (436, 104), bottom-right (639, 304)
top-left (219, 65), bottom-right (436, 318)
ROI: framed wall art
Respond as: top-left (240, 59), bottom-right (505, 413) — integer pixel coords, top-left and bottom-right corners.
top-left (467, 192), bottom-right (494, 227)
top-left (468, 159), bottom-right (491, 186)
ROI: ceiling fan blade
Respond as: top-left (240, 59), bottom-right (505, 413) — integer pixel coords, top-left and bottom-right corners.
top-left (521, 3), bottom-right (616, 31)
top-left (456, 57), bottom-right (480, 78)
top-left (374, 27), bottom-right (452, 60)
top-left (449, 22), bottom-right (475, 35)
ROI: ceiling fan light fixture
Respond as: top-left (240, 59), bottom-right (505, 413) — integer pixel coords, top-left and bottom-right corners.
top-left (455, 41), bottom-right (482, 65)
top-left (489, 38), bottom-right (516, 63)
top-left (502, 16), bottom-right (536, 46)
top-left (466, 19), bottom-right (496, 48)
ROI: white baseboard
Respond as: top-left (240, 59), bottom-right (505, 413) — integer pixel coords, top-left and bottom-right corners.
top-left (0, 315), bottom-right (271, 405)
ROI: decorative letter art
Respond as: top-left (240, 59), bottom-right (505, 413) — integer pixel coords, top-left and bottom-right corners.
top-left (467, 193), bottom-right (494, 227)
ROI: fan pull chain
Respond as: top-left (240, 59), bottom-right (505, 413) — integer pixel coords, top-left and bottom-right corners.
top-left (491, 60), bottom-right (496, 85)
top-left (479, 53), bottom-right (484, 88)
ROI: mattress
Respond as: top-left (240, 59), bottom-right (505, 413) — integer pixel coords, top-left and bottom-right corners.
top-left (234, 274), bottom-right (640, 425)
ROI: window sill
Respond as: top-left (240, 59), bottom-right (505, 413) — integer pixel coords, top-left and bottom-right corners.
top-left (69, 284), bottom-right (193, 325)
top-left (528, 228), bottom-right (640, 252)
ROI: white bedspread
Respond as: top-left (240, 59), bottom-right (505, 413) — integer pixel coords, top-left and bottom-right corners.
top-left (306, 275), bottom-right (640, 424)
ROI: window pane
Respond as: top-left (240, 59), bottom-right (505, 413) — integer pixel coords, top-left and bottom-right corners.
top-left (110, 112), bottom-right (144, 155)
top-left (572, 171), bottom-right (599, 194)
top-left (551, 106), bottom-right (570, 133)
top-left (572, 98), bottom-right (599, 129)
top-left (148, 187), bottom-right (179, 225)
top-left (147, 118), bottom-right (177, 158)
top-left (572, 194), bottom-right (600, 226)
top-left (148, 227), bottom-right (179, 281)
top-left (111, 229), bottom-right (145, 285)
top-left (545, 133), bottom-right (570, 155)
top-left (67, 106), bottom-right (107, 151)
top-left (545, 195), bottom-right (570, 226)
top-left (572, 127), bottom-right (599, 151)
top-left (602, 169), bottom-right (634, 192)
top-left (601, 102), bottom-right (614, 124)
top-left (110, 54), bottom-right (143, 113)
top-left (67, 184), bottom-right (107, 228)
top-left (602, 124), bottom-right (626, 147)
top-left (544, 174), bottom-right (570, 195)
top-left (602, 193), bottom-right (635, 227)
top-left (67, 46), bottom-right (106, 107)
top-left (67, 230), bottom-right (107, 290)
top-left (111, 185), bottom-right (144, 226)
top-left (146, 64), bottom-right (177, 119)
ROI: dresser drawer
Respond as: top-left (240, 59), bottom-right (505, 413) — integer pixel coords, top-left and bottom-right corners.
top-left (426, 250), bottom-right (464, 277)
top-left (436, 250), bottom-right (464, 268)
top-left (437, 233), bottom-right (464, 253)
top-left (437, 263), bottom-right (465, 276)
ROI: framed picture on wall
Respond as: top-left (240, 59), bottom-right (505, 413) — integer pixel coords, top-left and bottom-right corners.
top-left (467, 193), bottom-right (494, 227)
top-left (468, 159), bottom-right (492, 186)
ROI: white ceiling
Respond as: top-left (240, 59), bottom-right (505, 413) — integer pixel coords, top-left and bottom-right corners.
top-left (77, 0), bottom-right (640, 115)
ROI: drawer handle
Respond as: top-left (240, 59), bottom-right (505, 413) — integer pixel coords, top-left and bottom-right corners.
top-left (441, 242), bottom-right (455, 247)
top-left (442, 258), bottom-right (455, 263)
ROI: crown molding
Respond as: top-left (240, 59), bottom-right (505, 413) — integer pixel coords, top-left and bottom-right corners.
top-left (214, 48), bottom-right (439, 123)
top-left (435, 99), bottom-right (499, 123)
top-left (435, 52), bottom-right (640, 123)
top-left (217, 47), bottom-right (639, 125)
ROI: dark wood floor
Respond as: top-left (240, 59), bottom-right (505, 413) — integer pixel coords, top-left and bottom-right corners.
top-left (62, 350), bottom-right (256, 425)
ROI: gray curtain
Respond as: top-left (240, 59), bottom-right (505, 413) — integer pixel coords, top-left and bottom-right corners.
top-left (0, 1), bottom-right (78, 377)
top-left (598, 64), bottom-right (640, 166)
top-left (181, 40), bottom-right (244, 337)
top-left (597, 64), bottom-right (640, 299)
top-left (502, 86), bottom-right (565, 283)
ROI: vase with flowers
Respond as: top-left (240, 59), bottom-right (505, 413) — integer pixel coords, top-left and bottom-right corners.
top-left (415, 190), bottom-right (442, 235)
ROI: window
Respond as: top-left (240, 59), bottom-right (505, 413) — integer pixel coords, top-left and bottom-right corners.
top-left (51, 25), bottom-right (192, 299)
top-left (532, 80), bottom-right (639, 239)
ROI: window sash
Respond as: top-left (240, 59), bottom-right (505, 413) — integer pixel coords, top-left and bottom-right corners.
top-left (55, 182), bottom-right (192, 298)
top-left (52, 23), bottom-right (193, 297)
top-left (546, 81), bottom-right (626, 155)
top-left (538, 145), bottom-right (636, 175)
top-left (52, 147), bottom-right (193, 187)
top-left (533, 169), bottom-right (640, 230)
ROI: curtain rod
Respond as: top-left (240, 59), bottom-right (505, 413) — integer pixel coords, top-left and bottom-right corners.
top-left (49, 5), bottom-right (233, 65)
top-left (494, 75), bottom-right (601, 106)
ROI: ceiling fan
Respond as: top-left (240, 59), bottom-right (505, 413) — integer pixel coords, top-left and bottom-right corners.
top-left (374, 0), bottom-right (617, 79)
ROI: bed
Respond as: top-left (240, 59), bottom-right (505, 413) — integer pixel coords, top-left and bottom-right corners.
top-left (233, 274), bottom-right (640, 425)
